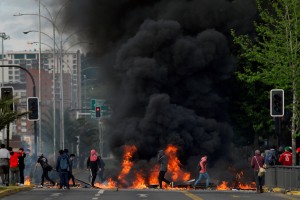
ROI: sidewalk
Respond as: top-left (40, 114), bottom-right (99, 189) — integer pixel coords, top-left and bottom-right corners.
top-left (269, 187), bottom-right (300, 196)
top-left (0, 185), bottom-right (33, 198)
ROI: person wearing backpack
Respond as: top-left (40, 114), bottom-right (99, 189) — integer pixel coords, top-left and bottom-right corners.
top-left (87, 149), bottom-right (101, 188)
top-left (56, 150), bottom-right (70, 189)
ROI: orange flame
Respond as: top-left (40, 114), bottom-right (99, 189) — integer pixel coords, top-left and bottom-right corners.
top-left (216, 181), bottom-right (230, 190)
top-left (95, 178), bottom-right (117, 189)
top-left (24, 176), bottom-right (30, 186)
top-left (149, 164), bottom-right (160, 185)
top-left (165, 144), bottom-right (190, 182)
top-left (130, 171), bottom-right (147, 189)
top-left (117, 145), bottom-right (137, 185)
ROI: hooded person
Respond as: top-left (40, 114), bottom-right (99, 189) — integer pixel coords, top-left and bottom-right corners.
top-left (87, 149), bottom-right (101, 187)
top-left (193, 155), bottom-right (210, 190)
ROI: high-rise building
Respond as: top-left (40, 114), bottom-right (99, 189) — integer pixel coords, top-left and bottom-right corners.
top-left (0, 49), bottom-right (81, 149)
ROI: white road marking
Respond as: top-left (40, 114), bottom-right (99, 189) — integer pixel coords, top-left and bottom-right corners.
top-left (50, 193), bottom-right (62, 197)
top-left (137, 194), bottom-right (148, 198)
top-left (98, 189), bottom-right (104, 194)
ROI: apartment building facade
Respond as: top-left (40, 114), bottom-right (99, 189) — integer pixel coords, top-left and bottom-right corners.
top-left (0, 49), bottom-right (82, 149)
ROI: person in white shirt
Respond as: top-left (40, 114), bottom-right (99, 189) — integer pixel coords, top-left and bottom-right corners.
top-left (0, 144), bottom-right (10, 186)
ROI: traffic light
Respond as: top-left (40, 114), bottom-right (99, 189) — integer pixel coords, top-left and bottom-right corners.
top-left (270, 89), bottom-right (284, 117)
top-left (27, 97), bottom-right (39, 121)
top-left (1, 87), bottom-right (14, 111)
top-left (95, 106), bottom-right (101, 118)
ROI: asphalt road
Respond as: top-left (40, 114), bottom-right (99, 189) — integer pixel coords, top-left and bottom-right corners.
top-left (0, 187), bottom-right (297, 200)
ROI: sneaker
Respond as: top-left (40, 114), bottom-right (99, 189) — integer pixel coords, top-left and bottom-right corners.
top-left (38, 185), bottom-right (43, 188)
top-left (169, 182), bottom-right (174, 187)
top-left (19, 184), bottom-right (24, 186)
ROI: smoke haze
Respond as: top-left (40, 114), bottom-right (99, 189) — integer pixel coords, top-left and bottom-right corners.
top-left (57, 0), bottom-right (257, 179)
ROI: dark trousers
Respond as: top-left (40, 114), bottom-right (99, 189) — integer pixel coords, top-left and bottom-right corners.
top-left (59, 171), bottom-right (69, 188)
top-left (41, 168), bottom-right (55, 186)
top-left (19, 166), bottom-right (25, 184)
top-left (91, 169), bottom-right (97, 186)
top-left (158, 171), bottom-right (170, 189)
top-left (254, 171), bottom-right (264, 192)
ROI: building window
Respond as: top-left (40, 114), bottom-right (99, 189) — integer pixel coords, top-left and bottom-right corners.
top-left (26, 54), bottom-right (36, 59)
top-left (26, 60), bottom-right (32, 64)
top-left (14, 60), bottom-right (20, 64)
top-left (14, 54), bottom-right (25, 59)
top-left (8, 60), bottom-right (12, 64)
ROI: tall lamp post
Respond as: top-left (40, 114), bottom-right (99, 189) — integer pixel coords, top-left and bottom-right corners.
top-left (0, 33), bottom-right (9, 86)
top-left (14, 0), bottom-right (70, 158)
top-left (0, 32), bottom-right (9, 145)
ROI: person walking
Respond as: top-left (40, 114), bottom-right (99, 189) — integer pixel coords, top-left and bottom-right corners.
top-left (87, 149), bottom-right (101, 188)
top-left (193, 155), bottom-right (210, 190)
top-left (279, 146), bottom-right (293, 166)
top-left (35, 154), bottom-right (56, 188)
top-left (251, 149), bottom-right (265, 193)
top-left (157, 150), bottom-right (172, 189)
top-left (0, 144), bottom-right (10, 186)
top-left (8, 147), bottom-right (20, 185)
top-left (18, 148), bottom-right (26, 185)
top-left (56, 150), bottom-right (70, 189)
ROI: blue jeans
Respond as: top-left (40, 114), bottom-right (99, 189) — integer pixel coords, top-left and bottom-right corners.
top-left (194, 172), bottom-right (210, 188)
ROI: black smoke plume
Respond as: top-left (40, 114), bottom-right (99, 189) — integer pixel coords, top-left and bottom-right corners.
top-left (58, 0), bottom-right (257, 181)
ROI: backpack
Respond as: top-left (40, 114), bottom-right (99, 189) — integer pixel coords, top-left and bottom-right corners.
top-left (265, 150), bottom-right (276, 166)
top-left (40, 157), bottom-right (53, 171)
top-left (60, 156), bottom-right (69, 170)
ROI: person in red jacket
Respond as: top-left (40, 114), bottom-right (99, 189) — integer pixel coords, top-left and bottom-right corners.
top-left (279, 146), bottom-right (293, 166)
top-left (8, 147), bottom-right (20, 185)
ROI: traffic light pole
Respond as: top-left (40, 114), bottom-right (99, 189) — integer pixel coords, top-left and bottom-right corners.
top-left (0, 65), bottom-right (37, 160)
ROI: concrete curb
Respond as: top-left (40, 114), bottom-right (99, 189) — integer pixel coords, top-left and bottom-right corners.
top-left (268, 187), bottom-right (300, 196)
top-left (0, 185), bottom-right (33, 198)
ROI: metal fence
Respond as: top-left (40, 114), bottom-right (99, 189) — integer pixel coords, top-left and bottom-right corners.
top-left (265, 165), bottom-right (300, 190)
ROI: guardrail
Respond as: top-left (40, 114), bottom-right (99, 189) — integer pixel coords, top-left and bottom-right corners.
top-left (265, 165), bottom-right (300, 190)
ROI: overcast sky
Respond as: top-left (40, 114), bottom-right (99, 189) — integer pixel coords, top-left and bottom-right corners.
top-left (0, 0), bottom-right (77, 53)
top-left (0, 0), bottom-right (41, 51)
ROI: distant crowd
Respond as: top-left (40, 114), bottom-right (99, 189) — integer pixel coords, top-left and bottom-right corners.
top-left (0, 144), bottom-right (105, 188)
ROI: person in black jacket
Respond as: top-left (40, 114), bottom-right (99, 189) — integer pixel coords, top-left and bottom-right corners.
top-left (18, 148), bottom-right (26, 185)
top-left (87, 149), bottom-right (101, 187)
top-left (35, 154), bottom-right (55, 188)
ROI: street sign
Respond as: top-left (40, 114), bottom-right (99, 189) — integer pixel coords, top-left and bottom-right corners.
top-left (90, 99), bottom-right (112, 118)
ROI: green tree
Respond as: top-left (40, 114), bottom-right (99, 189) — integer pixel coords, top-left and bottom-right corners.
top-left (232, 0), bottom-right (300, 165)
top-left (0, 98), bottom-right (27, 131)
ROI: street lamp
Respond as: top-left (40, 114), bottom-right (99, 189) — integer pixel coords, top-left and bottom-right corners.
top-left (15, 1), bottom-right (69, 158)
top-left (0, 33), bottom-right (9, 87)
